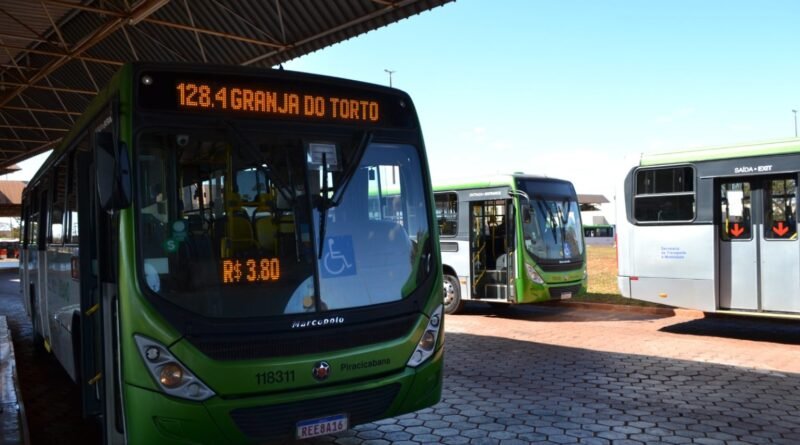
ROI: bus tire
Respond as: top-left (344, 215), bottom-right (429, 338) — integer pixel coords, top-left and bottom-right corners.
top-left (443, 275), bottom-right (464, 314)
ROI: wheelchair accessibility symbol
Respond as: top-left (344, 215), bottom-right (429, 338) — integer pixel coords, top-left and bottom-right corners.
top-left (321, 236), bottom-right (357, 278)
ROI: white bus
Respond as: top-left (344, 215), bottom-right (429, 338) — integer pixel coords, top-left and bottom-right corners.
top-left (616, 138), bottom-right (800, 317)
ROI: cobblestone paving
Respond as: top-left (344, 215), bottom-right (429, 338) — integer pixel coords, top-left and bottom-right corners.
top-left (305, 331), bottom-right (800, 445)
top-left (3, 268), bottom-right (800, 444)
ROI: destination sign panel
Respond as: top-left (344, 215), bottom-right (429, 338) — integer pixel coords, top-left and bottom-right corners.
top-left (136, 70), bottom-right (414, 127)
top-left (176, 82), bottom-right (379, 122)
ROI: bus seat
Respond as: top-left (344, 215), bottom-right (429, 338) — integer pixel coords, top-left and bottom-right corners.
top-left (221, 192), bottom-right (258, 257)
top-left (255, 216), bottom-right (278, 253)
top-left (252, 192), bottom-right (280, 254)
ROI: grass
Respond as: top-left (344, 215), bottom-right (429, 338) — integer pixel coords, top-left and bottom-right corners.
top-left (571, 245), bottom-right (666, 307)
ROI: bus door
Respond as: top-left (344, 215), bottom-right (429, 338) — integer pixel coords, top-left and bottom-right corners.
top-left (470, 199), bottom-right (511, 300)
top-left (76, 149), bottom-right (103, 417)
top-left (718, 175), bottom-right (800, 313)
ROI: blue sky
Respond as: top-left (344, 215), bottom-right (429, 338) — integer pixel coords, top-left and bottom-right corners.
top-left (7, 0), bottom-right (800, 204)
top-left (284, 0), bottom-right (800, 200)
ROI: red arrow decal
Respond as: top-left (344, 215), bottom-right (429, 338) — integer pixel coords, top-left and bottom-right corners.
top-left (773, 221), bottom-right (790, 236)
top-left (730, 223), bottom-right (745, 237)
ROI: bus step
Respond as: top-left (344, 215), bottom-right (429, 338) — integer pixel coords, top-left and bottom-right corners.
top-left (484, 270), bottom-right (507, 284)
top-left (482, 284), bottom-right (508, 300)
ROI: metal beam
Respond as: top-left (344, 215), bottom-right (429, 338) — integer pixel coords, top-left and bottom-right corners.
top-left (0, 42), bottom-right (124, 66)
top-left (41, 0), bottom-right (287, 48)
top-left (3, 106), bottom-right (81, 116)
top-left (0, 15), bottom-right (124, 108)
top-left (0, 124), bottom-right (68, 132)
top-left (0, 81), bottom-right (96, 95)
top-left (1, 138), bottom-right (60, 165)
top-left (243, 0), bottom-right (419, 66)
top-left (0, 138), bottom-right (51, 144)
top-left (0, 31), bottom-right (64, 47)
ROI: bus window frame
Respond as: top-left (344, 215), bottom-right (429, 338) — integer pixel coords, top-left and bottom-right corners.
top-left (48, 158), bottom-right (69, 246)
top-left (632, 164), bottom-right (697, 225)
top-left (434, 192), bottom-right (458, 237)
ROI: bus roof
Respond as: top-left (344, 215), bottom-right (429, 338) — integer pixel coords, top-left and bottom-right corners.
top-left (640, 137), bottom-right (800, 166)
top-left (432, 173), bottom-right (570, 192)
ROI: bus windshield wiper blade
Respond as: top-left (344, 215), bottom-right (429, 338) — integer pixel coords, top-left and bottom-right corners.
top-left (536, 200), bottom-right (559, 244)
top-left (317, 152), bottom-right (331, 259)
top-left (316, 131), bottom-right (373, 258)
top-left (331, 131), bottom-right (373, 207)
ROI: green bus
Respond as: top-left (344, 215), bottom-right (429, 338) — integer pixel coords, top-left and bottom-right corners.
top-left (434, 174), bottom-right (587, 314)
top-left (19, 62), bottom-right (443, 444)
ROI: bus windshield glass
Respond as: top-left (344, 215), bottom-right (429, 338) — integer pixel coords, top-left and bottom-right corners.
top-left (135, 126), bottom-right (430, 318)
top-left (516, 179), bottom-right (584, 261)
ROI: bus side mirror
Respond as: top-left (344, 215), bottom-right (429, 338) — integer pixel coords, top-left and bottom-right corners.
top-left (523, 207), bottom-right (532, 224)
top-left (95, 131), bottom-right (131, 210)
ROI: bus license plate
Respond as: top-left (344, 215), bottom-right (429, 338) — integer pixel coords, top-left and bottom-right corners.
top-left (560, 292), bottom-right (572, 299)
top-left (296, 414), bottom-right (348, 439)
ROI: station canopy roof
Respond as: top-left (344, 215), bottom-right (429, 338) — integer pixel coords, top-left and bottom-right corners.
top-left (0, 0), bottom-right (453, 170)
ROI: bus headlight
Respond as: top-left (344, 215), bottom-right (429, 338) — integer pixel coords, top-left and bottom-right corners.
top-left (407, 305), bottom-right (443, 368)
top-left (134, 335), bottom-right (215, 401)
top-left (525, 264), bottom-right (544, 284)
top-left (159, 363), bottom-right (184, 388)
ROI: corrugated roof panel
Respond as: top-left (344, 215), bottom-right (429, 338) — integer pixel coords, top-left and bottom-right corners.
top-left (0, 0), bottom-right (454, 168)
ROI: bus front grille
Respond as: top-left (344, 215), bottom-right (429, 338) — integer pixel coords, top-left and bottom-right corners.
top-left (186, 314), bottom-right (418, 360)
top-left (230, 384), bottom-right (400, 441)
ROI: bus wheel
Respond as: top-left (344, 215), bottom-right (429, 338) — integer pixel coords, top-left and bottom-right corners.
top-left (443, 275), bottom-right (464, 314)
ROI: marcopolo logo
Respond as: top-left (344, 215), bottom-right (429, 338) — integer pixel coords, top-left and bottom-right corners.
top-left (291, 316), bottom-right (345, 329)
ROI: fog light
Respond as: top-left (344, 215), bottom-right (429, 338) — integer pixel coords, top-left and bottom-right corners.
top-left (160, 363), bottom-right (184, 388)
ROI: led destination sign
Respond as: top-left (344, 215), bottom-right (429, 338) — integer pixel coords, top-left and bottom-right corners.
top-left (135, 70), bottom-right (416, 127)
top-left (176, 82), bottom-right (380, 122)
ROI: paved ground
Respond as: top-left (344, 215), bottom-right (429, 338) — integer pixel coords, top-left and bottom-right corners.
top-left (2, 268), bottom-right (800, 444)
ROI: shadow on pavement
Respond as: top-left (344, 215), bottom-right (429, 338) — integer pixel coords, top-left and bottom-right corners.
top-left (456, 300), bottom-right (672, 323)
top-left (660, 315), bottom-right (800, 345)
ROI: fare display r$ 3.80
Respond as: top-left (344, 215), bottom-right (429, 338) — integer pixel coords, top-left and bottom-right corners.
top-left (222, 258), bottom-right (281, 284)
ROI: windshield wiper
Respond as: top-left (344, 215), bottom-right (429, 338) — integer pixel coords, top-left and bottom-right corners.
top-left (536, 200), bottom-right (559, 244)
top-left (331, 131), bottom-right (373, 206)
top-left (556, 202), bottom-right (569, 256)
top-left (316, 131), bottom-right (373, 258)
top-left (317, 152), bottom-right (331, 259)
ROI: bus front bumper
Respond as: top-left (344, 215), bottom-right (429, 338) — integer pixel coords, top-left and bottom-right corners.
top-left (124, 346), bottom-right (443, 444)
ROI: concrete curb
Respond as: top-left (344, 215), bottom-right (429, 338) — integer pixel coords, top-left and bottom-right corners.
top-left (543, 300), bottom-right (706, 319)
top-left (0, 316), bottom-right (29, 445)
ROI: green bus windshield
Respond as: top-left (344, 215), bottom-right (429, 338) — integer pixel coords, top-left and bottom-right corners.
top-left (136, 126), bottom-right (430, 318)
top-left (516, 178), bottom-right (584, 261)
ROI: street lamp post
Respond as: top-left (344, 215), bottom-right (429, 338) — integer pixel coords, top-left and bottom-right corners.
top-left (793, 109), bottom-right (798, 138)
top-left (384, 69), bottom-right (395, 88)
